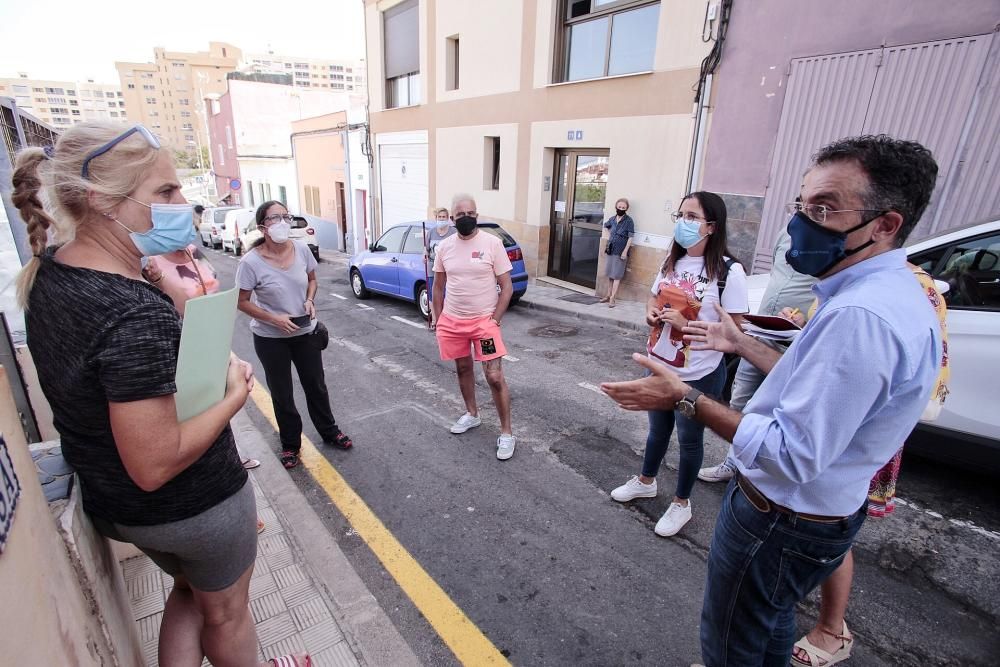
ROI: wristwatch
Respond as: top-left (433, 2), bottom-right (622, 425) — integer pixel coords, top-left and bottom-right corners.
top-left (676, 388), bottom-right (703, 418)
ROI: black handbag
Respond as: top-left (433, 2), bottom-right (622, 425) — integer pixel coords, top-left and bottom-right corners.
top-left (311, 321), bottom-right (330, 350)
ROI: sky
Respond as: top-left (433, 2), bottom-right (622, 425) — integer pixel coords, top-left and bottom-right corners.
top-left (0, 0), bottom-right (366, 84)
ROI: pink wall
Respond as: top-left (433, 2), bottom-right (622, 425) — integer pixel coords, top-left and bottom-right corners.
top-left (292, 111), bottom-right (348, 222)
top-left (701, 0), bottom-right (999, 196)
top-left (207, 94), bottom-right (240, 204)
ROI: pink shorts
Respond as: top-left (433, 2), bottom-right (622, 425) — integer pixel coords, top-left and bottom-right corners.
top-left (435, 313), bottom-right (507, 362)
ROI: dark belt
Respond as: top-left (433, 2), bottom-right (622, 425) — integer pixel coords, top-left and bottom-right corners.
top-left (735, 473), bottom-right (848, 524)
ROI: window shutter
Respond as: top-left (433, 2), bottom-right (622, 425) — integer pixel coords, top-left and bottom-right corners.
top-left (384, 0), bottom-right (420, 79)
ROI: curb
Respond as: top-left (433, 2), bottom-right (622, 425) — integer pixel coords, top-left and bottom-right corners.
top-left (232, 411), bottom-right (421, 667)
top-left (517, 296), bottom-right (645, 333)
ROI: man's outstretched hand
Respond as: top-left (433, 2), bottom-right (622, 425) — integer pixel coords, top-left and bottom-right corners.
top-left (684, 302), bottom-right (744, 354)
top-left (601, 353), bottom-right (689, 411)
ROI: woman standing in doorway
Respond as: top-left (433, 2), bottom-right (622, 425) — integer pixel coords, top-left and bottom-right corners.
top-left (237, 200), bottom-right (353, 470)
top-left (610, 191), bottom-right (747, 537)
top-left (601, 198), bottom-right (635, 307)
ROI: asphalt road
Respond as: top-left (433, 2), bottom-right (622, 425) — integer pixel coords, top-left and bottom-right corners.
top-left (205, 244), bottom-right (1000, 666)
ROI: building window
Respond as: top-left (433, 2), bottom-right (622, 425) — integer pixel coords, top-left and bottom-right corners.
top-left (71, 109), bottom-right (80, 116)
top-left (145, 97), bottom-right (157, 104)
top-left (181, 111), bottom-right (191, 118)
top-left (117, 91), bottom-right (123, 97)
top-left (217, 144), bottom-right (225, 167)
top-left (179, 99), bottom-right (190, 105)
top-left (247, 181), bottom-right (254, 206)
top-left (383, 0), bottom-right (420, 109)
top-left (225, 125), bottom-right (233, 150)
top-left (331, 65), bottom-right (344, 72)
top-left (105, 91), bottom-right (115, 98)
top-left (48, 96), bottom-right (67, 104)
top-left (143, 84), bottom-right (156, 90)
top-left (45, 87), bottom-right (65, 94)
top-left (32, 87), bottom-right (43, 92)
top-left (446, 35), bottom-right (460, 91)
top-left (128, 83), bottom-right (135, 89)
top-left (70, 99), bottom-right (79, 106)
top-left (110, 111), bottom-right (119, 117)
top-left (182, 123), bottom-right (194, 130)
top-left (484, 137), bottom-right (501, 190)
top-left (184, 134), bottom-right (195, 142)
top-left (557, 0), bottom-right (660, 82)
top-left (279, 185), bottom-right (287, 206)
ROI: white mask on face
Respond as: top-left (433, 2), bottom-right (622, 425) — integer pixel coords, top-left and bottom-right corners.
top-left (267, 221), bottom-right (291, 244)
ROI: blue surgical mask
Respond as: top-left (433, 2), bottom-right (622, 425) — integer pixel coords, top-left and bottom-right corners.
top-left (785, 212), bottom-right (877, 277)
top-left (113, 198), bottom-right (196, 256)
top-left (673, 219), bottom-right (708, 249)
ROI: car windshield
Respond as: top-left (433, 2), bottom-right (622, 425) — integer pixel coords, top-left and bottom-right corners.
top-left (479, 224), bottom-right (516, 248)
top-left (290, 216), bottom-right (308, 229)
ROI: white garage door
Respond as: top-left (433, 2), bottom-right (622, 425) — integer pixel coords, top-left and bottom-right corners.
top-left (379, 143), bottom-right (428, 231)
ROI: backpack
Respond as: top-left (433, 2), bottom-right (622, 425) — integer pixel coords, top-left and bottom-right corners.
top-left (717, 257), bottom-right (739, 297)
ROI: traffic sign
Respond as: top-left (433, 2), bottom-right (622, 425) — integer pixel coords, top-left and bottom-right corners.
top-left (230, 178), bottom-right (242, 191)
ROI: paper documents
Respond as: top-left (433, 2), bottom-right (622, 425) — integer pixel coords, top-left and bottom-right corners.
top-left (174, 287), bottom-right (239, 421)
top-left (741, 313), bottom-right (801, 343)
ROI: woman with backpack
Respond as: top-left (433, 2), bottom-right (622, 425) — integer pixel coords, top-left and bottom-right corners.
top-left (609, 191), bottom-right (748, 537)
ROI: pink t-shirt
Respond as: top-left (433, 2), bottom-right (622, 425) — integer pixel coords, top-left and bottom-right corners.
top-left (433, 230), bottom-right (513, 319)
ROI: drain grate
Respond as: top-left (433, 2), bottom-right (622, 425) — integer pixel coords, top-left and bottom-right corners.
top-left (529, 324), bottom-right (579, 338)
top-left (558, 293), bottom-right (603, 305)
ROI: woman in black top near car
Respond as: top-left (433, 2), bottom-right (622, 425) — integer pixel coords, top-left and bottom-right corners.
top-left (13, 123), bottom-right (309, 666)
top-left (237, 201), bottom-right (353, 470)
top-left (602, 197), bottom-right (635, 307)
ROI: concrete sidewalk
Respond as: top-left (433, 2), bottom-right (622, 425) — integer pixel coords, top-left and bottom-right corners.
top-left (517, 281), bottom-right (645, 333)
top-left (122, 411), bottom-right (419, 667)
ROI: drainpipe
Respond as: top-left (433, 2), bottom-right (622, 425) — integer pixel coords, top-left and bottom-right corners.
top-left (687, 73), bottom-right (713, 193)
top-left (341, 128), bottom-right (354, 254)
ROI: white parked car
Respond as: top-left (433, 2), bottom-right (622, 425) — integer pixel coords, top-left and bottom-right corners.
top-left (198, 206), bottom-right (239, 249)
top-left (745, 219), bottom-right (1000, 472)
top-left (222, 209), bottom-right (320, 259)
top-left (904, 218), bottom-right (1000, 472)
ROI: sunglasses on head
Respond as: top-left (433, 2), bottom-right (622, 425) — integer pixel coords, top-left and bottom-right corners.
top-left (81, 125), bottom-right (161, 179)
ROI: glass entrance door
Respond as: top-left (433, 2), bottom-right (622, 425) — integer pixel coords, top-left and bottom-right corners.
top-left (547, 151), bottom-right (609, 288)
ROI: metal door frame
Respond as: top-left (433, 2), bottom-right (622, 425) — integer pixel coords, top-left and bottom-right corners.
top-left (547, 148), bottom-right (610, 287)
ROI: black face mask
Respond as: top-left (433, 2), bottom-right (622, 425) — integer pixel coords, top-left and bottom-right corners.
top-left (455, 215), bottom-right (478, 236)
top-left (616, 209), bottom-right (627, 216)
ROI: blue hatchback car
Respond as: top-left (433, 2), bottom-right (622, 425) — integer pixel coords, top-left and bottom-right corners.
top-left (349, 221), bottom-right (529, 319)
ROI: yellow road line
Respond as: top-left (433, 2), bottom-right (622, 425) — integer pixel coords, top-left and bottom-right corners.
top-left (249, 383), bottom-right (510, 666)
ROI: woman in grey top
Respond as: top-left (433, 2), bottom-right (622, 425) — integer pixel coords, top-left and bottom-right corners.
top-left (601, 198), bottom-right (635, 307)
top-left (237, 201), bottom-right (353, 469)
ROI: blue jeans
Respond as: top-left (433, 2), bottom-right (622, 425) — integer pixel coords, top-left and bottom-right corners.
top-left (641, 360), bottom-right (726, 498)
top-left (700, 479), bottom-right (867, 666)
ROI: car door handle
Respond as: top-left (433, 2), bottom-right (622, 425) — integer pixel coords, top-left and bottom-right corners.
top-left (391, 257), bottom-right (399, 263)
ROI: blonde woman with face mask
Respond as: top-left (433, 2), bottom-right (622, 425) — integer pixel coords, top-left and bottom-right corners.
top-left (13, 123), bottom-right (310, 667)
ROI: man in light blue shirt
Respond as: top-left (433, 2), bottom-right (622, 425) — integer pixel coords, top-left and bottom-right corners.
top-left (602, 135), bottom-right (941, 666)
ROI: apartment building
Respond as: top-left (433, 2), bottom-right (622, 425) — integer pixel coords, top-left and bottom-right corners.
top-left (364, 0), bottom-right (718, 300)
top-left (116, 42), bottom-right (242, 152)
top-left (0, 74), bottom-right (126, 128)
top-left (243, 53), bottom-right (367, 93)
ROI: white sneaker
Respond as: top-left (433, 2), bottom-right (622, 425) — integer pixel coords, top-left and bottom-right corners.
top-left (496, 434), bottom-right (516, 460)
top-left (450, 413), bottom-right (482, 434)
top-left (610, 475), bottom-right (657, 502)
top-left (655, 501), bottom-right (693, 537)
top-left (698, 461), bottom-right (735, 483)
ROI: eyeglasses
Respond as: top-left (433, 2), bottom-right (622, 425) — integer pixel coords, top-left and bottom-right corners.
top-left (81, 125), bottom-right (161, 179)
top-left (670, 212), bottom-right (706, 223)
top-left (785, 202), bottom-right (885, 224)
top-left (262, 214), bottom-right (295, 225)
top-left (453, 210), bottom-right (478, 218)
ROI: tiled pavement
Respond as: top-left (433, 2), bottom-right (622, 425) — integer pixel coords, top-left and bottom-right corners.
top-left (122, 474), bottom-right (359, 667)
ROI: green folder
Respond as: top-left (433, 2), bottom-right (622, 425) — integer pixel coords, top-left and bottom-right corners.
top-left (174, 287), bottom-right (239, 421)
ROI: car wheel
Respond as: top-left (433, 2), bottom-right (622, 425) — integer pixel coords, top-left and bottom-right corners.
top-left (234, 241), bottom-right (242, 256)
top-left (510, 292), bottom-right (523, 307)
top-left (201, 235), bottom-right (209, 248)
top-left (351, 269), bottom-right (370, 299)
top-left (213, 241), bottom-right (222, 249)
top-left (416, 283), bottom-right (430, 320)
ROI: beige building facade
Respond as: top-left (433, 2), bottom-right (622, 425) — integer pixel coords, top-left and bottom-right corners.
top-left (0, 74), bottom-right (126, 128)
top-left (116, 42), bottom-right (243, 152)
top-left (364, 0), bottom-right (717, 300)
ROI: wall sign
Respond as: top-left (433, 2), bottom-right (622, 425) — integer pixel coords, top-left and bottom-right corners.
top-left (0, 434), bottom-right (22, 555)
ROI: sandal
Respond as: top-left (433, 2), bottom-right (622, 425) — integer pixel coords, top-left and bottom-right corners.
top-left (599, 295), bottom-right (610, 303)
top-left (242, 458), bottom-right (261, 470)
top-left (267, 654), bottom-right (311, 667)
top-left (280, 450), bottom-right (300, 469)
top-left (325, 430), bottom-right (353, 450)
top-left (791, 621), bottom-right (853, 666)
top-left (608, 297), bottom-right (616, 308)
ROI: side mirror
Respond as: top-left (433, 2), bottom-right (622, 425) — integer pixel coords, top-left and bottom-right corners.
top-left (370, 243), bottom-right (379, 252)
